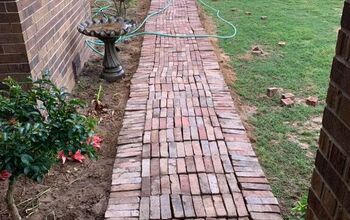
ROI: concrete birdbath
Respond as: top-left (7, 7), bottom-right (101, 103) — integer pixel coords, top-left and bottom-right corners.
top-left (78, 17), bottom-right (134, 82)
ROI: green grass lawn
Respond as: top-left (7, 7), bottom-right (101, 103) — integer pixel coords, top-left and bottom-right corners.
top-left (202, 0), bottom-right (343, 218)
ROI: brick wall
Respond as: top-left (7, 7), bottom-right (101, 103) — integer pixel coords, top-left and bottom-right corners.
top-left (0, 0), bottom-right (91, 91)
top-left (307, 1), bottom-right (350, 219)
top-left (0, 1), bottom-right (30, 84)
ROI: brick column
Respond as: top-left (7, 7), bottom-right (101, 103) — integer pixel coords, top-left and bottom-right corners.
top-left (307, 1), bottom-right (350, 219)
top-left (0, 0), bottom-right (91, 91)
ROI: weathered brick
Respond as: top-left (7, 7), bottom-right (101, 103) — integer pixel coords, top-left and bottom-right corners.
top-left (213, 195), bottom-right (227, 217)
top-left (139, 197), bottom-right (150, 220)
top-left (189, 174), bottom-right (201, 195)
top-left (170, 174), bottom-right (181, 194)
top-left (171, 195), bottom-right (185, 218)
top-left (192, 195), bottom-right (206, 217)
top-left (179, 174), bottom-right (191, 195)
top-left (185, 156), bottom-right (197, 173)
top-left (198, 173), bottom-right (211, 194)
top-left (233, 193), bottom-right (249, 217)
top-left (160, 194), bottom-right (172, 219)
top-left (182, 195), bottom-right (196, 217)
top-left (150, 196), bottom-right (160, 219)
top-left (203, 195), bottom-right (216, 217)
top-left (161, 175), bottom-right (171, 194)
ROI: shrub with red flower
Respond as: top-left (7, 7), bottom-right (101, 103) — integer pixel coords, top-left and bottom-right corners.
top-left (0, 76), bottom-right (98, 220)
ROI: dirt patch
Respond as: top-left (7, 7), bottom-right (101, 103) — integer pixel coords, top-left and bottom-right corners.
top-left (288, 116), bottom-right (322, 158)
top-left (0, 0), bottom-right (150, 219)
top-left (197, 4), bottom-right (256, 142)
top-left (238, 53), bottom-right (254, 62)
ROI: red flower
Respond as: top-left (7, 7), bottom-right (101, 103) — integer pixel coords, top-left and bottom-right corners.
top-left (57, 150), bottom-right (67, 164)
top-left (88, 135), bottom-right (103, 150)
top-left (93, 135), bottom-right (102, 144)
top-left (72, 150), bottom-right (85, 163)
top-left (92, 142), bottom-right (101, 150)
top-left (0, 170), bottom-right (11, 181)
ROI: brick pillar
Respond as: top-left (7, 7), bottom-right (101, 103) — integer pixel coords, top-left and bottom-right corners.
top-left (307, 1), bottom-right (350, 220)
top-left (0, 0), bottom-right (91, 91)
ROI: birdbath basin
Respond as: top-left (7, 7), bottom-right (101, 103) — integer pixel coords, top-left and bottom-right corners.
top-left (78, 17), bottom-right (133, 82)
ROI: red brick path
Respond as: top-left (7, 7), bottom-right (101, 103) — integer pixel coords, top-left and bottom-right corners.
top-left (105, 0), bottom-right (282, 219)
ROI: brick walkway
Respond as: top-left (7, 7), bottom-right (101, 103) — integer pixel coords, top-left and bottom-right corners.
top-left (105, 0), bottom-right (282, 219)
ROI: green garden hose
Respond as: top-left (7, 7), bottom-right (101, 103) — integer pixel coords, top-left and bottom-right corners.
top-left (87, 0), bottom-right (237, 56)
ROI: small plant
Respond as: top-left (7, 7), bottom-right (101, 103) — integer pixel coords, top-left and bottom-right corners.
top-left (0, 76), bottom-right (98, 220)
top-left (292, 194), bottom-right (308, 219)
top-left (92, 83), bottom-right (105, 112)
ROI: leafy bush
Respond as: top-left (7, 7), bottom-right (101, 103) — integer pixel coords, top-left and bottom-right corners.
top-left (0, 76), bottom-right (97, 219)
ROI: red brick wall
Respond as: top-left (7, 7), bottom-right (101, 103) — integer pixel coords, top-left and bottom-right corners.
top-left (0, 0), bottom-right (91, 91)
top-left (0, 1), bottom-right (30, 84)
top-left (307, 1), bottom-right (350, 219)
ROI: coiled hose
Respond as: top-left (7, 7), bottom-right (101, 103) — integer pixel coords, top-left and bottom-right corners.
top-left (87, 0), bottom-right (237, 56)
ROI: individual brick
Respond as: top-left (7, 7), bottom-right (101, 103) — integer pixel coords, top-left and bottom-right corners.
top-left (170, 174), bottom-right (181, 194)
top-left (185, 156), bottom-right (197, 173)
top-left (198, 173), bottom-right (211, 194)
top-left (161, 175), bottom-right (171, 194)
top-left (150, 196), bottom-right (160, 219)
top-left (233, 193), bottom-right (249, 217)
top-left (213, 195), bottom-right (227, 217)
top-left (139, 197), bottom-right (150, 220)
top-left (203, 195), bottom-right (217, 217)
top-left (189, 174), bottom-right (201, 195)
top-left (194, 156), bottom-right (206, 172)
top-left (207, 174), bottom-right (220, 194)
top-left (150, 158), bottom-right (160, 177)
top-left (222, 194), bottom-right (238, 217)
top-left (192, 196), bottom-right (206, 217)
top-left (160, 194), bottom-right (172, 219)
top-left (192, 141), bottom-right (203, 155)
top-left (160, 158), bottom-right (168, 175)
top-left (203, 156), bottom-right (215, 173)
top-left (212, 155), bottom-right (224, 173)
top-left (142, 159), bottom-right (150, 177)
top-left (176, 142), bottom-right (186, 157)
top-left (177, 158), bottom-right (187, 173)
top-left (184, 141), bottom-right (194, 156)
top-left (179, 174), bottom-right (191, 195)
top-left (151, 176), bottom-right (161, 195)
top-left (141, 177), bottom-right (151, 196)
top-left (182, 195), bottom-right (196, 217)
top-left (171, 195), bottom-right (185, 218)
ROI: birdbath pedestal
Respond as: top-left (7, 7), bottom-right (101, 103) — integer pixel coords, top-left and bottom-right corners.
top-left (78, 17), bottom-right (132, 82)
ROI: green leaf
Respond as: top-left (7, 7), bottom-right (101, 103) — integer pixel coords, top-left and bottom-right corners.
top-left (36, 175), bottom-right (43, 183)
top-left (20, 154), bottom-right (33, 165)
top-left (31, 165), bottom-right (39, 174)
top-left (24, 167), bottom-right (30, 175)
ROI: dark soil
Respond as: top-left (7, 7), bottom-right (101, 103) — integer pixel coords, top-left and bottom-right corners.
top-left (0, 0), bottom-right (150, 219)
